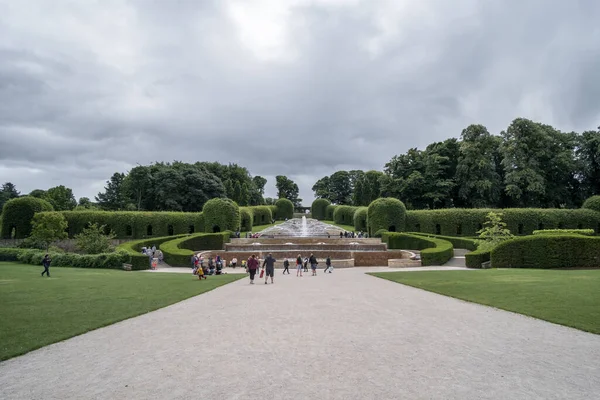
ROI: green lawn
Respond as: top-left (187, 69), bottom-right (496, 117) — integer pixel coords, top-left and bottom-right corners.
top-left (371, 269), bottom-right (600, 334)
top-left (0, 263), bottom-right (244, 361)
top-left (322, 220), bottom-right (356, 232)
top-left (245, 221), bottom-right (283, 234)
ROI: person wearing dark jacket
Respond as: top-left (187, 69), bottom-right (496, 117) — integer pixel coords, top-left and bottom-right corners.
top-left (247, 254), bottom-right (259, 284)
top-left (41, 254), bottom-right (52, 277)
top-left (283, 258), bottom-right (290, 274)
top-left (309, 253), bottom-right (318, 276)
top-left (262, 253), bottom-right (276, 284)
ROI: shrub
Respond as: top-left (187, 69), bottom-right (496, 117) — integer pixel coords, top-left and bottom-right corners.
top-left (582, 196), bottom-right (600, 213)
top-left (373, 229), bottom-right (387, 238)
top-left (532, 229), bottom-right (595, 236)
top-left (74, 223), bottom-right (116, 254)
top-left (385, 232), bottom-right (453, 266)
top-left (239, 208), bottom-right (253, 232)
top-left (29, 212), bottom-right (69, 251)
top-left (202, 198), bottom-right (240, 233)
top-left (353, 207), bottom-right (368, 231)
top-left (367, 198), bottom-right (407, 235)
top-left (325, 205), bottom-right (337, 221)
top-left (311, 199), bottom-right (331, 220)
top-left (333, 206), bottom-right (358, 225)
top-left (1, 197), bottom-right (54, 239)
top-left (274, 198), bottom-right (294, 220)
top-left (268, 205), bottom-right (277, 220)
top-left (21, 250), bottom-right (129, 269)
top-left (491, 235), bottom-right (600, 268)
top-left (161, 232), bottom-right (231, 267)
top-left (464, 247), bottom-right (491, 268)
top-left (0, 248), bottom-right (24, 261)
top-left (116, 234), bottom-right (188, 270)
top-left (248, 206), bottom-right (273, 226)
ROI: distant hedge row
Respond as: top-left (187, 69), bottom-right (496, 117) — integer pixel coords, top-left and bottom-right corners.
top-left (17, 249), bottom-right (129, 270)
top-left (161, 232), bottom-right (231, 267)
top-left (532, 229), bottom-right (595, 236)
top-left (491, 235), bottom-right (600, 268)
top-left (333, 206), bottom-right (358, 225)
top-left (311, 199), bottom-right (331, 220)
top-left (383, 232), bottom-right (454, 266)
top-left (325, 205), bottom-right (337, 220)
top-left (116, 234), bottom-right (189, 270)
top-left (353, 207), bottom-right (368, 231)
top-left (1, 197), bottom-right (53, 239)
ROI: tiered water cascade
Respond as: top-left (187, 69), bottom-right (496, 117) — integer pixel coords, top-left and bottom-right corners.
top-left (200, 218), bottom-right (417, 268)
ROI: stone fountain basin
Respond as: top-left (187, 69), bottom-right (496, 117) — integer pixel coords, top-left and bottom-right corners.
top-left (225, 243), bottom-right (388, 252)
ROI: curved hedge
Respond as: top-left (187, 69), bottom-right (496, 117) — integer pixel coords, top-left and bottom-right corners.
top-left (333, 206), bottom-right (358, 225)
top-left (582, 196), bottom-right (600, 213)
top-left (240, 208), bottom-right (253, 232)
top-left (464, 247), bottom-right (491, 268)
top-left (1, 197), bottom-right (54, 239)
top-left (161, 232), bottom-right (231, 267)
top-left (353, 207), bottom-right (368, 231)
top-left (311, 199), bottom-right (331, 220)
top-left (17, 249), bottom-right (129, 270)
top-left (248, 206), bottom-right (273, 225)
top-left (491, 235), bottom-right (600, 268)
top-left (367, 198), bottom-right (406, 235)
top-left (409, 232), bottom-right (489, 268)
top-left (406, 208), bottom-right (600, 236)
top-left (533, 229), bottom-right (595, 236)
top-left (203, 198), bottom-right (240, 233)
top-left (383, 232), bottom-right (453, 266)
top-left (116, 234), bottom-right (188, 270)
top-left (325, 205), bottom-right (337, 221)
top-left (274, 198), bottom-right (294, 220)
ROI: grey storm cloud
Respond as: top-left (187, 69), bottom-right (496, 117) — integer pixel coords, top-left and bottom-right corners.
top-left (1, 0), bottom-right (599, 203)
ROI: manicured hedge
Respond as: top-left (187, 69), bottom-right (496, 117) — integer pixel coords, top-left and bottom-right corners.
top-left (311, 199), bottom-right (331, 220)
top-left (367, 198), bottom-right (406, 235)
top-left (491, 235), bottom-right (600, 268)
top-left (333, 206), bottom-right (358, 225)
top-left (406, 208), bottom-right (600, 236)
top-left (532, 229), bottom-right (595, 236)
top-left (161, 232), bottom-right (231, 267)
top-left (383, 232), bottom-right (453, 266)
top-left (408, 232), bottom-right (488, 268)
top-left (325, 205), bottom-right (337, 221)
top-left (0, 248), bottom-right (24, 261)
top-left (464, 247), bottom-right (491, 268)
top-left (116, 234), bottom-right (188, 270)
top-left (1, 197), bottom-right (54, 239)
top-left (17, 249), bottom-right (129, 269)
top-left (202, 198), bottom-right (240, 233)
top-left (240, 208), bottom-right (253, 232)
top-left (582, 196), bottom-right (600, 213)
top-left (274, 198), bottom-right (294, 220)
top-left (248, 206), bottom-right (273, 225)
top-left (353, 207), bottom-right (368, 231)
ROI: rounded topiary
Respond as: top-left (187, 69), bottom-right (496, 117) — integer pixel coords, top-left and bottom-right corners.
top-left (353, 207), bottom-right (368, 231)
top-left (583, 196), bottom-right (600, 213)
top-left (325, 204), bottom-right (337, 220)
top-left (367, 198), bottom-right (406, 236)
top-left (248, 206), bottom-right (272, 225)
top-left (1, 196), bottom-right (54, 239)
top-left (202, 198), bottom-right (240, 233)
top-left (274, 198), bottom-right (294, 220)
top-left (311, 198), bottom-right (331, 220)
top-left (240, 207), bottom-right (253, 232)
top-left (333, 205), bottom-right (358, 225)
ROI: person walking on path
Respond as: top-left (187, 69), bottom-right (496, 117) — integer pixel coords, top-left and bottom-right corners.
top-left (262, 253), bottom-right (276, 284)
top-left (303, 257), bottom-right (309, 273)
top-left (247, 254), bottom-right (259, 284)
top-left (325, 256), bottom-right (332, 273)
top-left (309, 253), bottom-right (318, 276)
top-left (296, 254), bottom-right (303, 277)
top-left (283, 258), bottom-right (290, 274)
top-left (41, 254), bottom-right (52, 277)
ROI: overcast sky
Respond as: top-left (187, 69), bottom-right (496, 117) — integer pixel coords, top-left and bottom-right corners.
top-left (1, 0), bottom-right (599, 205)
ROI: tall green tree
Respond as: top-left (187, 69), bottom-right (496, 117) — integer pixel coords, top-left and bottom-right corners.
top-left (233, 181), bottom-right (242, 204)
top-left (312, 176), bottom-right (331, 200)
top-left (329, 171), bottom-right (352, 204)
top-left (122, 166), bottom-right (152, 211)
top-left (28, 189), bottom-right (46, 198)
top-left (96, 172), bottom-right (127, 210)
top-left (44, 185), bottom-right (76, 211)
top-left (577, 128), bottom-right (600, 197)
top-left (240, 183), bottom-right (250, 206)
top-left (0, 182), bottom-right (20, 213)
top-left (275, 175), bottom-right (302, 208)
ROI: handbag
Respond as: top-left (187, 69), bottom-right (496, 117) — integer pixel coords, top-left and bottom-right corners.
top-left (259, 269), bottom-right (265, 278)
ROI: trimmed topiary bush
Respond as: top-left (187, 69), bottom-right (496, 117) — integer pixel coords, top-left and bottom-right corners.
top-left (1, 197), bottom-right (54, 239)
top-left (239, 208), bottom-right (253, 232)
top-left (274, 198), bottom-right (294, 220)
top-left (353, 207), bottom-right (368, 231)
top-left (311, 199), bottom-right (331, 220)
top-left (384, 232), bottom-right (453, 266)
top-left (333, 206), bottom-right (358, 226)
top-left (202, 198), bottom-right (240, 233)
top-left (582, 196), bottom-right (600, 213)
top-left (367, 198), bottom-right (406, 235)
top-left (533, 229), bottom-right (595, 236)
top-left (464, 247), bottom-right (491, 268)
top-left (248, 206), bottom-right (273, 226)
top-left (325, 205), bottom-right (337, 221)
top-left (409, 232), bottom-right (489, 268)
top-left (491, 235), bottom-right (600, 268)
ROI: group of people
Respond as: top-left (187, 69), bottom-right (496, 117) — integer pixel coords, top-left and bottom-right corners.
top-left (191, 253), bottom-right (225, 279)
top-left (339, 231), bottom-right (366, 238)
top-left (141, 245), bottom-right (163, 269)
top-left (245, 253), bottom-right (333, 284)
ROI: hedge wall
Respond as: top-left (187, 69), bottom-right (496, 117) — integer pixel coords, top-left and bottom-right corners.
top-left (464, 247), bottom-right (491, 268)
top-left (333, 206), bottom-right (358, 225)
top-left (406, 208), bottom-right (600, 237)
top-left (116, 234), bottom-right (188, 270)
top-left (491, 235), bottom-right (600, 268)
top-left (161, 232), bottom-right (231, 267)
top-left (367, 198), bottom-right (406, 235)
top-left (353, 207), bottom-right (368, 231)
top-left (274, 198), bottom-right (294, 220)
top-left (383, 232), bottom-right (453, 266)
top-left (202, 198), bottom-right (240, 233)
top-left (17, 249), bottom-right (129, 269)
top-left (325, 205), bottom-right (337, 221)
top-left (532, 229), bottom-right (595, 236)
top-left (1, 197), bottom-right (54, 239)
top-left (408, 232), bottom-right (488, 268)
top-left (240, 208), bottom-right (253, 232)
top-left (311, 199), bottom-right (331, 220)
top-left (248, 206), bottom-right (273, 225)
top-left (0, 248), bottom-right (24, 261)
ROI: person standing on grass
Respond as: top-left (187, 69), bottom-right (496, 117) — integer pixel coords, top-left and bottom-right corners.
top-left (296, 254), bottom-right (303, 277)
top-left (283, 258), bottom-right (290, 274)
top-left (41, 254), bottom-right (51, 277)
top-left (309, 253), bottom-right (318, 276)
top-left (262, 253), bottom-right (276, 284)
top-left (247, 254), bottom-right (259, 284)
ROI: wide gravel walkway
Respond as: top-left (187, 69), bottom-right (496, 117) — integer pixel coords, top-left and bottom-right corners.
top-left (1, 268), bottom-right (599, 399)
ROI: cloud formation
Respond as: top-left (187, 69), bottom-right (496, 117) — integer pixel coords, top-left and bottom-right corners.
top-left (1, 0), bottom-right (599, 203)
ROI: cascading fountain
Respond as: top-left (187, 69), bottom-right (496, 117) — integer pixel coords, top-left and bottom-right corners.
top-left (258, 217), bottom-right (342, 237)
top-left (301, 216), bottom-right (308, 237)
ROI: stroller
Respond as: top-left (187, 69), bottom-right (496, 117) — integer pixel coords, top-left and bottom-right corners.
top-left (216, 263), bottom-right (223, 275)
top-left (324, 265), bottom-right (334, 273)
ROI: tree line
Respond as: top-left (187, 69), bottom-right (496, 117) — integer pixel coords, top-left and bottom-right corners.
top-left (312, 118), bottom-right (600, 209)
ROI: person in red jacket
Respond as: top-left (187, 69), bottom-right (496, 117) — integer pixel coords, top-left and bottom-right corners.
top-left (247, 254), bottom-right (259, 284)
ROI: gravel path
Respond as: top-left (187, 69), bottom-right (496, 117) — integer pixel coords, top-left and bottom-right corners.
top-left (1, 268), bottom-right (599, 399)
